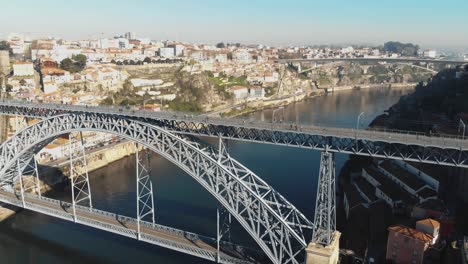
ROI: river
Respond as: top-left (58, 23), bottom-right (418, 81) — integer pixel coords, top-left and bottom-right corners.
top-left (0, 87), bottom-right (414, 264)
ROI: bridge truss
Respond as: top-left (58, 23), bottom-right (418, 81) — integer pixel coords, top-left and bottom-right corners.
top-left (0, 113), bottom-right (314, 264)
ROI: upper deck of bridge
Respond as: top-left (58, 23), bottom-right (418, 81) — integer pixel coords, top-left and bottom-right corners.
top-left (276, 57), bottom-right (467, 64)
top-left (0, 100), bottom-right (466, 151)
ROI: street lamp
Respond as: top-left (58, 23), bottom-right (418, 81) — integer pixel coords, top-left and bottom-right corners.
top-left (459, 118), bottom-right (466, 139)
top-left (272, 106), bottom-right (284, 123)
top-left (356, 112), bottom-right (365, 130)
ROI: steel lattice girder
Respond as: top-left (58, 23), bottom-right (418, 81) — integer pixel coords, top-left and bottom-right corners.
top-left (0, 113), bottom-right (313, 264)
top-left (0, 102), bottom-right (467, 167)
top-left (311, 151), bottom-right (336, 246)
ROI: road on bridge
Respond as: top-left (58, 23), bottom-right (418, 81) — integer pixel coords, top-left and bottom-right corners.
top-left (0, 190), bottom-right (255, 264)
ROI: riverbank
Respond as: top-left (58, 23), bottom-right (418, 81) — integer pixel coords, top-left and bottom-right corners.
top-left (222, 82), bottom-right (416, 117)
top-left (0, 140), bottom-right (141, 222)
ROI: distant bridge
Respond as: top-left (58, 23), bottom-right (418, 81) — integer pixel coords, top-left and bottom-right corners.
top-left (276, 57), bottom-right (467, 65)
top-left (0, 100), bottom-right (467, 264)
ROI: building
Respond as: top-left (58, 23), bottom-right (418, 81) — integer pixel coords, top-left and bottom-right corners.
top-left (249, 86), bottom-right (265, 99)
top-left (229, 86), bottom-right (249, 100)
top-left (174, 45), bottom-right (185, 57)
top-left (159, 47), bottom-right (175, 58)
top-left (124, 32), bottom-right (136, 40)
top-left (416, 219), bottom-right (440, 245)
top-left (423, 50), bottom-right (437, 59)
top-left (386, 225), bottom-right (433, 264)
top-left (378, 160), bottom-right (437, 202)
top-left (233, 49), bottom-right (252, 63)
top-left (13, 62), bottom-right (34, 76)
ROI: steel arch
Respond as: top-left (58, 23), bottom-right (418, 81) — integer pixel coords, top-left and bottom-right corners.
top-left (0, 113), bottom-right (313, 264)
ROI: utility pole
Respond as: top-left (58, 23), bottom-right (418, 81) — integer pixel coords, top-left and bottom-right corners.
top-left (356, 112), bottom-right (365, 130)
top-left (459, 118), bottom-right (466, 139)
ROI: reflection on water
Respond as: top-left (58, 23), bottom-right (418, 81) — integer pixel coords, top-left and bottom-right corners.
top-left (0, 87), bottom-right (414, 264)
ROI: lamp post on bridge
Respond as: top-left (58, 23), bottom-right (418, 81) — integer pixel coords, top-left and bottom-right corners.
top-left (272, 106), bottom-right (284, 123)
top-left (459, 118), bottom-right (466, 139)
top-left (356, 112), bottom-right (365, 130)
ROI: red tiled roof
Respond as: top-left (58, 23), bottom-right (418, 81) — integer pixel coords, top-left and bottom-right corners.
top-left (417, 218), bottom-right (440, 229)
top-left (388, 225), bottom-right (433, 243)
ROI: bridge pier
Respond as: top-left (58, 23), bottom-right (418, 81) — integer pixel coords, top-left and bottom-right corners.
top-left (135, 144), bottom-right (155, 240)
top-left (69, 132), bottom-right (93, 222)
top-left (308, 149), bottom-right (339, 264)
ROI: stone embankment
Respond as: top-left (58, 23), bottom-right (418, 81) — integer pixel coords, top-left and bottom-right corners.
top-left (0, 140), bottom-right (141, 222)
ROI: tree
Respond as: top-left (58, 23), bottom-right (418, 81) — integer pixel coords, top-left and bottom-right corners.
top-left (60, 58), bottom-right (74, 71)
top-left (0, 41), bottom-right (12, 55)
top-left (5, 84), bottom-right (12, 92)
top-left (123, 60), bottom-right (129, 65)
top-left (143, 57), bottom-right (151, 64)
top-left (19, 79), bottom-right (26, 86)
top-left (383, 41), bottom-right (419, 56)
top-left (216, 42), bottom-right (226, 49)
top-left (100, 96), bottom-right (114, 105)
top-left (60, 54), bottom-right (87, 73)
top-left (110, 59), bottom-right (116, 64)
top-left (72, 54), bottom-right (87, 71)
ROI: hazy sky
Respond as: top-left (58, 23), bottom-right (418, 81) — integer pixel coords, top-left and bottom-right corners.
top-left (1, 0), bottom-right (467, 49)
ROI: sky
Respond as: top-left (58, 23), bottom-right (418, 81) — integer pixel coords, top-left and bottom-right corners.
top-left (1, 0), bottom-right (467, 49)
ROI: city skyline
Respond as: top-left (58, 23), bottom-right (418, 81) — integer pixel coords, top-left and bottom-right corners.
top-left (1, 0), bottom-right (467, 50)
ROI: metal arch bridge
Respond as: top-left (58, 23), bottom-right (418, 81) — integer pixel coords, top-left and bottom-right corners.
top-left (297, 61), bottom-right (439, 75)
top-left (0, 100), bottom-right (468, 167)
top-left (0, 101), bottom-right (467, 264)
top-left (276, 57), bottom-right (468, 65)
top-left (0, 113), bottom-right (313, 264)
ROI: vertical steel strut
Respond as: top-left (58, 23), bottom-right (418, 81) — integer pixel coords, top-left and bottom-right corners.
top-left (69, 132), bottom-right (93, 222)
top-left (311, 148), bottom-right (336, 246)
top-left (216, 136), bottom-right (232, 263)
top-left (135, 143), bottom-right (155, 240)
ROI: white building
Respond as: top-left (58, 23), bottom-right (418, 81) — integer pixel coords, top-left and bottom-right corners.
top-left (159, 47), bottom-right (175, 58)
top-left (215, 53), bottom-right (228, 63)
top-left (423, 50), bottom-right (437, 59)
top-left (13, 62), bottom-right (34, 76)
top-left (174, 45), bottom-right (185, 57)
top-left (233, 50), bottom-right (252, 63)
top-left (118, 38), bottom-right (130, 49)
top-left (43, 81), bottom-right (58, 94)
top-left (230, 86), bottom-right (249, 100)
top-left (130, 78), bottom-right (164, 88)
top-left (249, 87), bottom-right (265, 99)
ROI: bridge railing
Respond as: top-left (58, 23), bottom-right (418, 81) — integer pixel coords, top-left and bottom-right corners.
top-left (9, 191), bottom-right (258, 264)
top-left (1, 99), bottom-right (467, 145)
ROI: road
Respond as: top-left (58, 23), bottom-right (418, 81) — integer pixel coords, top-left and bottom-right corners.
top-left (0, 190), bottom-right (254, 264)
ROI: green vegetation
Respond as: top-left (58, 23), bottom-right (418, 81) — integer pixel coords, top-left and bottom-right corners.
top-left (265, 86), bottom-right (276, 97)
top-left (222, 106), bottom-right (255, 117)
top-left (60, 54), bottom-right (87, 73)
top-left (0, 41), bottom-right (12, 55)
top-left (367, 64), bottom-right (389, 75)
top-left (100, 97), bottom-right (114, 105)
top-left (383, 41), bottom-right (419, 56)
top-left (168, 100), bottom-right (202, 113)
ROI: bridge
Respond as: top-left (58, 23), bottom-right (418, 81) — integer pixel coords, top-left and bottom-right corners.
top-left (0, 100), bottom-right (467, 264)
top-left (276, 57), bottom-right (467, 65)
